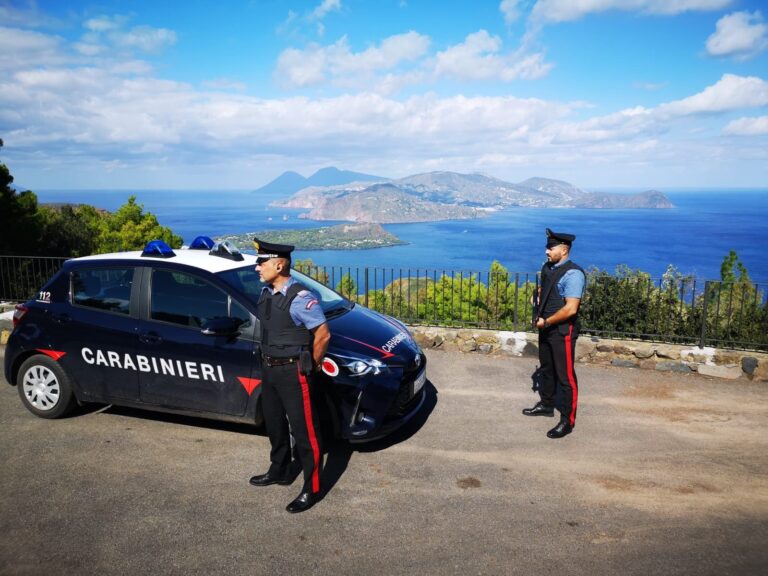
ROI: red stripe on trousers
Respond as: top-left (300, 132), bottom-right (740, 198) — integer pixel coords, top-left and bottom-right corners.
top-left (297, 367), bottom-right (321, 494)
top-left (565, 325), bottom-right (578, 426)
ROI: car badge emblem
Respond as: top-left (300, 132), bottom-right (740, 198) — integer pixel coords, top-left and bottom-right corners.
top-left (414, 354), bottom-right (421, 367)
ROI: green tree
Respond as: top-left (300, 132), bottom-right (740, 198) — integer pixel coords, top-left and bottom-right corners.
top-left (0, 141), bottom-right (44, 255)
top-left (720, 250), bottom-right (749, 283)
top-left (482, 261), bottom-right (537, 329)
top-left (335, 273), bottom-right (358, 300)
top-left (419, 271), bottom-right (487, 325)
top-left (38, 204), bottom-right (103, 257)
top-left (705, 251), bottom-right (764, 346)
top-left (94, 195), bottom-right (182, 253)
top-left (293, 259), bottom-right (329, 285)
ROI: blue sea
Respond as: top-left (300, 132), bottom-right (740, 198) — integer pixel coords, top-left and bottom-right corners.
top-left (33, 188), bottom-right (768, 282)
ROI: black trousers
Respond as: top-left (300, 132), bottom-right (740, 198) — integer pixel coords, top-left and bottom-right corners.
top-left (260, 363), bottom-right (323, 494)
top-left (538, 323), bottom-right (579, 426)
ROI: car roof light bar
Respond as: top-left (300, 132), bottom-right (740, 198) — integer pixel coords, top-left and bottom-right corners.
top-left (209, 241), bottom-right (244, 261)
top-left (189, 235), bottom-right (215, 250)
top-left (141, 240), bottom-right (176, 258)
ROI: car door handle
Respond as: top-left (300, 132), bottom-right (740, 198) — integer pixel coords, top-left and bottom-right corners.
top-left (139, 332), bottom-right (163, 345)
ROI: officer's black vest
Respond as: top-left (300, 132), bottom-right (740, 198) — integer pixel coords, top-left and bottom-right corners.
top-left (539, 259), bottom-right (585, 322)
top-left (257, 282), bottom-right (312, 358)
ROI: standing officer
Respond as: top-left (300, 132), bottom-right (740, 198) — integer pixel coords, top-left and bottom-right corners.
top-left (523, 228), bottom-right (586, 439)
top-left (248, 238), bottom-right (331, 513)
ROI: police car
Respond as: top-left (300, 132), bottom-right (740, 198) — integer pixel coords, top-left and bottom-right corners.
top-left (4, 238), bottom-right (427, 441)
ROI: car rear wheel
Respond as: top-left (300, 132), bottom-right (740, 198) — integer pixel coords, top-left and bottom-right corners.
top-left (17, 355), bottom-right (76, 419)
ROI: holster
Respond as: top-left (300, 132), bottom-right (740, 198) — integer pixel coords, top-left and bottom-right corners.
top-left (299, 350), bottom-right (313, 376)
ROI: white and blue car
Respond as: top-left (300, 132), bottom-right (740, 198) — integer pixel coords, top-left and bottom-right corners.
top-left (4, 238), bottom-right (427, 441)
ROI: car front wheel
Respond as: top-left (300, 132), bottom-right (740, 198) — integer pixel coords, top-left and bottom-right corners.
top-left (17, 355), bottom-right (76, 419)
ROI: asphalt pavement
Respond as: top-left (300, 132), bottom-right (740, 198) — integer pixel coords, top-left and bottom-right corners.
top-left (1, 346), bottom-right (766, 576)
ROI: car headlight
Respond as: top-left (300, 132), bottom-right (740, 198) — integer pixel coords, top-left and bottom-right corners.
top-left (344, 358), bottom-right (386, 377)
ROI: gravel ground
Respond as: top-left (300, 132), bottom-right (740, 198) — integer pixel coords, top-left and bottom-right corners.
top-left (1, 346), bottom-right (766, 576)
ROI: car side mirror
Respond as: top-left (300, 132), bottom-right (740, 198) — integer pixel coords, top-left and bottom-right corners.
top-left (201, 317), bottom-right (241, 337)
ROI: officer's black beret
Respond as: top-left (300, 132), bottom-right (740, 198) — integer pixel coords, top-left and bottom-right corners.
top-left (253, 237), bottom-right (294, 262)
top-left (546, 227), bottom-right (576, 247)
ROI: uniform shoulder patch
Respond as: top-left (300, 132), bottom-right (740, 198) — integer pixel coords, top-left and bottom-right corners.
top-left (294, 289), bottom-right (319, 310)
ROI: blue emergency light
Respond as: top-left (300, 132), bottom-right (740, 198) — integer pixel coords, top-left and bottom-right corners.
top-left (141, 240), bottom-right (176, 258)
top-left (189, 235), bottom-right (215, 250)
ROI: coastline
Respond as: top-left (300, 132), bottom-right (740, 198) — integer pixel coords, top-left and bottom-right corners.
top-left (28, 189), bottom-right (768, 282)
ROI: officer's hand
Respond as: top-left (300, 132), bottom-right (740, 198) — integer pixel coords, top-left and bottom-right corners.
top-left (535, 317), bottom-right (546, 330)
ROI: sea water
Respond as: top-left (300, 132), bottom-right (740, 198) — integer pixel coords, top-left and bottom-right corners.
top-left (33, 189), bottom-right (768, 282)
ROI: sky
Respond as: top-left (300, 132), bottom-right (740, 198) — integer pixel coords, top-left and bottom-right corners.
top-left (1, 0), bottom-right (767, 190)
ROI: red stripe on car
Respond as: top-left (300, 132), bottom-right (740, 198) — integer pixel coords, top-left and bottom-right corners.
top-left (237, 377), bottom-right (262, 395)
top-left (338, 335), bottom-right (395, 359)
top-left (36, 349), bottom-right (66, 361)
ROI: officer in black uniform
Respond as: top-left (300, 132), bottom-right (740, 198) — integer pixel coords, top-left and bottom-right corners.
top-left (248, 238), bottom-right (331, 513)
top-left (523, 228), bottom-right (586, 439)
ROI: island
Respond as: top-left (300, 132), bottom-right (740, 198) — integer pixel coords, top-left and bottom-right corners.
top-left (267, 171), bottom-right (674, 224)
top-left (215, 222), bottom-right (406, 251)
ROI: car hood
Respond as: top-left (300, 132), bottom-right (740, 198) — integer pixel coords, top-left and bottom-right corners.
top-left (326, 304), bottom-right (421, 367)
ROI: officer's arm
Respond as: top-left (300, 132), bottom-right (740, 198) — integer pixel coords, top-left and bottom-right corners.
top-left (544, 297), bottom-right (581, 325)
top-left (311, 322), bottom-right (331, 368)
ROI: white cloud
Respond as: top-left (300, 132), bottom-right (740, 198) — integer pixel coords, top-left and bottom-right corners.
top-left (73, 41), bottom-right (105, 57)
top-left (531, 0), bottom-right (732, 23)
top-left (311, 0), bottom-right (342, 21)
top-left (279, 0), bottom-right (341, 37)
top-left (336, 32), bottom-right (430, 74)
top-left (0, 1), bottom-right (62, 28)
top-left (0, 26), bottom-right (67, 71)
top-left (539, 74), bottom-right (768, 144)
top-left (202, 78), bottom-right (248, 92)
top-left (706, 11), bottom-right (768, 60)
top-left (658, 74), bottom-right (768, 116)
top-left (723, 115), bottom-right (768, 136)
top-left (275, 46), bottom-right (328, 87)
top-left (500, 0), bottom-right (523, 24)
top-left (434, 30), bottom-right (552, 81)
top-left (111, 25), bottom-right (177, 53)
top-left (80, 15), bottom-right (176, 54)
top-left (275, 32), bottom-right (430, 89)
top-left (2, 19), bottom-right (766, 188)
top-left (276, 30), bottom-right (551, 91)
top-left (84, 15), bottom-right (127, 33)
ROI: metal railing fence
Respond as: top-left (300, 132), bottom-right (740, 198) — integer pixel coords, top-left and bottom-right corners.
top-left (0, 255), bottom-right (69, 302)
top-left (1, 255), bottom-right (766, 351)
top-left (294, 264), bottom-right (768, 352)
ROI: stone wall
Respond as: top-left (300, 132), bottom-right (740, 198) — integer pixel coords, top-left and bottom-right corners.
top-left (409, 326), bottom-right (768, 382)
top-left (2, 308), bottom-right (766, 381)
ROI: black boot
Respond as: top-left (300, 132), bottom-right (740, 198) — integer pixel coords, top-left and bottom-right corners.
top-left (286, 491), bottom-right (320, 513)
top-left (522, 402), bottom-right (555, 417)
top-left (547, 420), bottom-right (573, 439)
top-left (249, 472), bottom-right (295, 486)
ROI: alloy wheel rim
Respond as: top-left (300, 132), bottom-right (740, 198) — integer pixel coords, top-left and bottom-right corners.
top-left (22, 365), bottom-right (60, 411)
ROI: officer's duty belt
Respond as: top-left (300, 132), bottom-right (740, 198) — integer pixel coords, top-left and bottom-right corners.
top-left (262, 354), bottom-right (299, 367)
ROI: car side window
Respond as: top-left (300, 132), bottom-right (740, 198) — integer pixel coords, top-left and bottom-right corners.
top-left (72, 268), bottom-right (133, 315)
top-left (150, 269), bottom-right (230, 328)
top-left (230, 299), bottom-right (251, 327)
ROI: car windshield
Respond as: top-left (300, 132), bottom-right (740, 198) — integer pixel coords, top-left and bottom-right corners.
top-left (217, 265), bottom-right (351, 314)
